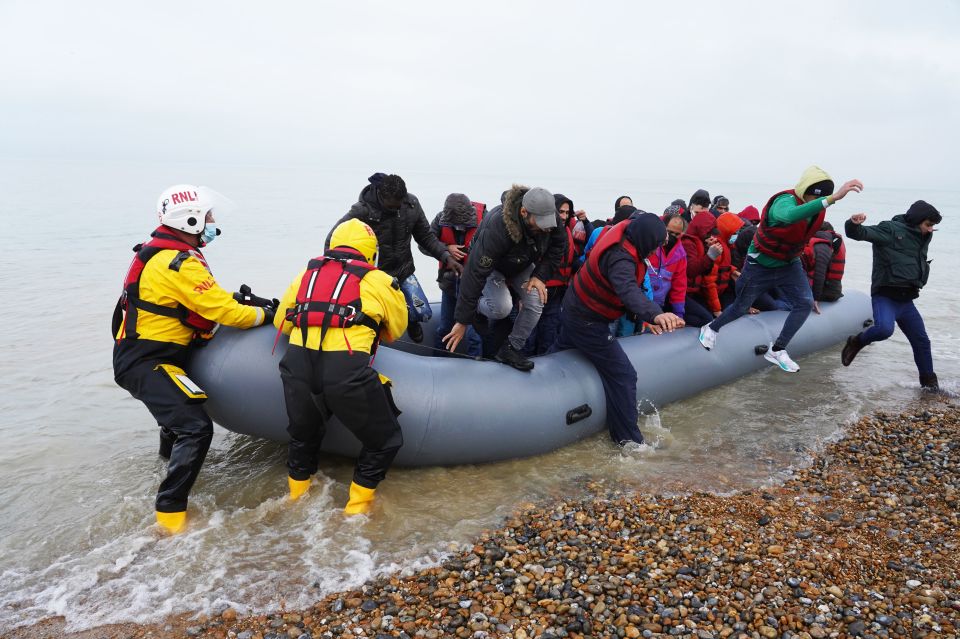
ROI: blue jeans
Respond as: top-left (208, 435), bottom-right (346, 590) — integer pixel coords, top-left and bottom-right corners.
top-left (435, 288), bottom-right (482, 357)
top-left (709, 258), bottom-right (813, 350)
top-left (551, 301), bottom-right (643, 445)
top-left (860, 295), bottom-right (933, 375)
top-left (400, 274), bottom-right (432, 325)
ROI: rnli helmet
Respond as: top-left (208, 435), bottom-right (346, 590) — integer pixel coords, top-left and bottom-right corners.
top-left (156, 184), bottom-right (233, 234)
top-left (330, 219), bottom-right (379, 265)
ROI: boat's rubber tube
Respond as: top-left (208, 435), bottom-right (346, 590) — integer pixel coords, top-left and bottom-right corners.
top-left (189, 291), bottom-right (872, 466)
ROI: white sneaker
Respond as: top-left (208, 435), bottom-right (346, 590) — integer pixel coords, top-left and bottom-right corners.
top-left (764, 343), bottom-right (799, 372)
top-left (698, 324), bottom-right (717, 350)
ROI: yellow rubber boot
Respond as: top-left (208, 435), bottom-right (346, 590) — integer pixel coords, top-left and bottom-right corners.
top-left (288, 476), bottom-right (311, 500)
top-left (343, 482), bottom-right (376, 515)
top-left (156, 511), bottom-right (187, 534)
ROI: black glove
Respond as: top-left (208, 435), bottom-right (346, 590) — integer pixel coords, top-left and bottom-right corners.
top-left (234, 284), bottom-right (279, 310)
top-left (262, 306), bottom-right (276, 326)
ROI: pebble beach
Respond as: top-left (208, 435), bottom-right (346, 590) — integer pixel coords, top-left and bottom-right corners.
top-left (10, 399), bottom-right (959, 639)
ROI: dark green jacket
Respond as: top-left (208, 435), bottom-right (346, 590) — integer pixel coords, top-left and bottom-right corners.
top-left (844, 214), bottom-right (932, 297)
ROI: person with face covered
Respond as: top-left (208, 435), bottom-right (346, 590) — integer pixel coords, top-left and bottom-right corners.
top-left (552, 213), bottom-right (684, 445)
top-left (113, 185), bottom-right (275, 534)
top-left (682, 189), bottom-right (711, 223)
top-left (841, 201), bottom-right (942, 391)
top-left (326, 173), bottom-right (462, 345)
top-left (698, 166), bottom-right (863, 372)
top-left (443, 185), bottom-right (565, 371)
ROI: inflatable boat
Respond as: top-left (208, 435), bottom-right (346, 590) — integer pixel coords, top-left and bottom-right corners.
top-left (189, 291), bottom-right (872, 466)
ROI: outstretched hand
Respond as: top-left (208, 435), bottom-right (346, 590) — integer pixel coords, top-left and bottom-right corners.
top-left (849, 213), bottom-right (867, 225)
top-left (833, 179), bottom-right (864, 202)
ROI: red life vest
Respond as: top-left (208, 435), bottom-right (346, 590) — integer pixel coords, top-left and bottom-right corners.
top-left (544, 225), bottom-right (577, 288)
top-left (802, 234), bottom-right (846, 284)
top-left (437, 202), bottom-right (485, 271)
top-left (113, 226), bottom-right (217, 340)
top-left (753, 189), bottom-right (827, 262)
top-left (285, 247), bottom-right (381, 346)
top-left (570, 220), bottom-right (647, 320)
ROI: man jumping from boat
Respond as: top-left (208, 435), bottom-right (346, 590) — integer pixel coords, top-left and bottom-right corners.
top-left (697, 166), bottom-right (863, 372)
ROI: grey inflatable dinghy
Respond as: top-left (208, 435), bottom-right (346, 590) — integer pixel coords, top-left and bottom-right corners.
top-left (189, 291), bottom-right (872, 466)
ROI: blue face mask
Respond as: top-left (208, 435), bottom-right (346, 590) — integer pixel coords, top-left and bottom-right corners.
top-left (202, 223), bottom-right (218, 245)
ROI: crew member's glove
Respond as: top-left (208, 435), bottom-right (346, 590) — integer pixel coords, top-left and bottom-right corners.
top-left (262, 306), bottom-right (276, 326)
top-left (234, 284), bottom-right (279, 310)
top-left (444, 256), bottom-right (464, 276)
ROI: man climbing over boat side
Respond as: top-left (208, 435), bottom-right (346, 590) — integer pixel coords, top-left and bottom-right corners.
top-left (326, 173), bottom-right (461, 345)
top-left (840, 201), bottom-right (942, 392)
top-left (697, 166), bottom-right (864, 372)
top-left (276, 219), bottom-right (408, 515)
top-left (551, 212), bottom-right (684, 446)
top-left (112, 185), bottom-right (275, 534)
top-left (442, 185), bottom-right (566, 371)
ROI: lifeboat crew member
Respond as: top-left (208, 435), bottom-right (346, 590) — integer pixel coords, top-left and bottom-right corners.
top-left (697, 166), bottom-right (863, 373)
top-left (552, 213), bottom-right (684, 446)
top-left (326, 173), bottom-right (462, 344)
top-left (113, 185), bottom-right (274, 534)
top-left (275, 219), bottom-right (408, 515)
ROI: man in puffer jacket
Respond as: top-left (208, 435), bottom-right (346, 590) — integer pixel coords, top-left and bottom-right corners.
top-left (326, 173), bottom-right (463, 344)
top-left (443, 185), bottom-right (565, 371)
top-left (841, 201), bottom-right (942, 391)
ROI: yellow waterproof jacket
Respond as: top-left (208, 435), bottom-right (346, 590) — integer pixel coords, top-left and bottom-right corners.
top-left (274, 266), bottom-right (407, 353)
top-left (116, 247), bottom-right (265, 346)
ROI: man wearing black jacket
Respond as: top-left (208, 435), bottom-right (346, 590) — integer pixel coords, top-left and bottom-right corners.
top-left (443, 185), bottom-right (565, 371)
top-left (326, 173), bottom-right (462, 343)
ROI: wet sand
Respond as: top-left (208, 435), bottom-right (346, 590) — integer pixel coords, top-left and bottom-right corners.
top-left (9, 399), bottom-right (959, 639)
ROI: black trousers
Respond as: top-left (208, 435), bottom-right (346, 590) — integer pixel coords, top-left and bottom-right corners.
top-left (279, 345), bottom-right (403, 489)
top-left (114, 344), bottom-right (212, 513)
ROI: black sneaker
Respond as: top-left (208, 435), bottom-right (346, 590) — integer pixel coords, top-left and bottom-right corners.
top-left (841, 334), bottom-right (863, 367)
top-left (495, 343), bottom-right (534, 372)
top-left (407, 321), bottom-right (424, 343)
top-left (919, 372), bottom-right (940, 392)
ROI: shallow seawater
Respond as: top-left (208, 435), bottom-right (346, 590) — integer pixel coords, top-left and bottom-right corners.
top-left (0, 159), bottom-right (957, 631)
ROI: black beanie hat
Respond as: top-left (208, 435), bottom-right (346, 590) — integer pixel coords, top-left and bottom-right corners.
top-left (804, 180), bottom-right (834, 197)
top-left (903, 200), bottom-right (942, 226)
top-left (613, 204), bottom-right (637, 224)
top-left (689, 189), bottom-right (711, 207)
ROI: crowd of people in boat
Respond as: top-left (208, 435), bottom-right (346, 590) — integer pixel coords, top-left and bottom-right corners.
top-left (112, 167), bottom-right (943, 530)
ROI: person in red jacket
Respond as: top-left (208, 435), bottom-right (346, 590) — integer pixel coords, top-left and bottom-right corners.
top-left (682, 212), bottom-right (724, 326)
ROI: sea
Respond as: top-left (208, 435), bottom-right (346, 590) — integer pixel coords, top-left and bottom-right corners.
top-left (0, 158), bottom-right (956, 632)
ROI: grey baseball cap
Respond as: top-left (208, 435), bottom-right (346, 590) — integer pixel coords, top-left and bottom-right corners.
top-left (521, 187), bottom-right (558, 229)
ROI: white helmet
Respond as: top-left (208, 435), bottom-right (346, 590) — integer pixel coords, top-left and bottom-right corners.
top-left (156, 184), bottom-right (233, 234)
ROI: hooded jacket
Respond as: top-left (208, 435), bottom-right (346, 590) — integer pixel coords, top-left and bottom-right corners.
top-left (277, 219), bottom-right (408, 353)
top-left (567, 214), bottom-right (665, 323)
top-left (325, 182), bottom-right (450, 283)
top-left (647, 238), bottom-right (687, 317)
top-left (845, 213), bottom-right (933, 299)
top-left (682, 212), bottom-right (717, 288)
top-left (750, 165), bottom-right (832, 268)
top-left (453, 184), bottom-right (565, 325)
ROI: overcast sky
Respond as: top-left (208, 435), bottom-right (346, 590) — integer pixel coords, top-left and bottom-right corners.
top-left (1, 1), bottom-right (958, 189)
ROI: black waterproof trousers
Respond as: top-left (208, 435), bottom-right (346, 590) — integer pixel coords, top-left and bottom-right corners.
top-left (280, 345), bottom-right (403, 489)
top-left (114, 341), bottom-right (212, 513)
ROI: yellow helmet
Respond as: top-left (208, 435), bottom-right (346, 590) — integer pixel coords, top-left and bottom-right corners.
top-left (330, 219), bottom-right (379, 265)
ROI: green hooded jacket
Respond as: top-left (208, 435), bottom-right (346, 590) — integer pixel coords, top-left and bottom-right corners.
top-left (844, 214), bottom-right (932, 298)
top-left (749, 166), bottom-right (832, 268)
